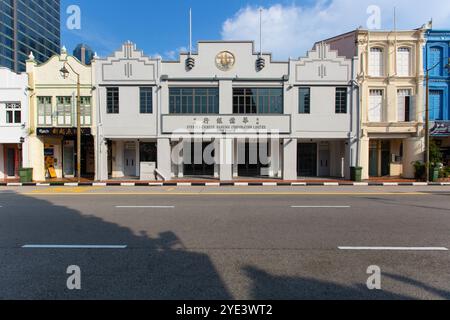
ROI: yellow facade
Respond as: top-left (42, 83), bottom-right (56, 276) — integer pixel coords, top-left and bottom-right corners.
top-left (26, 49), bottom-right (96, 181)
top-left (356, 29), bottom-right (426, 179)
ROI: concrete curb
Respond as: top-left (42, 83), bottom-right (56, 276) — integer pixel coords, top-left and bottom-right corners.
top-left (1, 182), bottom-right (449, 187)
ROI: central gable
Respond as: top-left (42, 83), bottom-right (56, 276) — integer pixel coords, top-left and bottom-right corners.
top-left (99, 41), bottom-right (158, 83)
top-left (292, 43), bottom-right (352, 84)
top-left (162, 41), bottom-right (288, 79)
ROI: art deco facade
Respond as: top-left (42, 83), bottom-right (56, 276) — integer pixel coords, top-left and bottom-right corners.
top-left (94, 41), bottom-right (357, 181)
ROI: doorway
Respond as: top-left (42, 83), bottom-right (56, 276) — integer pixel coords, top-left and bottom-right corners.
top-left (184, 142), bottom-right (215, 176)
top-left (238, 142), bottom-right (269, 177)
top-left (318, 143), bottom-right (330, 177)
top-left (369, 141), bottom-right (378, 177)
top-left (380, 141), bottom-right (391, 176)
top-left (297, 143), bottom-right (317, 177)
top-left (369, 140), bottom-right (391, 177)
top-left (5, 146), bottom-right (16, 177)
top-left (63, 141), bottom-right (75, 177)
top-left (124, 142), bottom-right (137, 177)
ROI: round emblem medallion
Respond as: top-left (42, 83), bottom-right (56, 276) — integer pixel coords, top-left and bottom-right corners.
top-left (215, 51), bottom-right (235, 71)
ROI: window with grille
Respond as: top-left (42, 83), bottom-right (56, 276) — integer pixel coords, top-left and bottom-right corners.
top-left (335, 88), bottom-right (347, 114)
top-left (397, 89), bottom-right (412, 122)
top-left (80, 96), bottom-right (92, 125)
top-left (56, 96), bottom-right (72, 126)
top-left (369, 47), bottom-right (384, 77)
top-left (140, 87), bottom-right (153, 114)
top-left (429, 90), bottom-right (444, 120)
top-left (5, 102), bottom-right (21, 124)
top-left (368, 90), bottom-right (383, 122)
top-left (397, 47), bottom-right (411, 76)
top-left (107, 87), bottom-right (119, 114)
top-left (170, 88), bottom-right (219, 114)
top-left (37, 96), bottom-right (52, 126)
top-left (299, 87), bottom-right (310, 114)
top-left (233, 88), bottom-right (283, 114)
top-left (429, 47), bottom-right (443, 77)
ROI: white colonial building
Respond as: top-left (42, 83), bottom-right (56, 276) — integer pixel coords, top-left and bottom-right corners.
top-left (95, 41), bottom-right (357, 181)
top-left (0, 67), bottom-right (29, 180)
top-left (94, 41), bottom-right (161, 181)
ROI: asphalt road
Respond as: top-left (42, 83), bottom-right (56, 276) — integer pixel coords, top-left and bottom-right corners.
top-left (0, 186), bottom-right (449, 300)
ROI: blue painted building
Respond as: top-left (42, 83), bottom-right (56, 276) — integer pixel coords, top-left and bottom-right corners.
top-left (425, 29), bottom-right (450, 165)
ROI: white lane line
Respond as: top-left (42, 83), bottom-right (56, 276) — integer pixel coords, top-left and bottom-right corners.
top-left (22, 245), bottom-right (127, 249)
top-left (338, 246), bottom-right (449, 251)
top-left (115, 206), bottom-right (175, 209)
top-left (291, 206), bottom-right (351, 208)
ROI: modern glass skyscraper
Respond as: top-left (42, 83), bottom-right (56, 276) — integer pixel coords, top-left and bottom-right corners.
top-left (0, 0), bottom-right (60, 73)
top-left (73, 43), bottom-right (95, 65)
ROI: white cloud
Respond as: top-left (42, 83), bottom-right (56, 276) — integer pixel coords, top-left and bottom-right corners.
top-left (164, 46), bottom-right (188, 60)
top-left (221, 0), bottom-right (450, 60)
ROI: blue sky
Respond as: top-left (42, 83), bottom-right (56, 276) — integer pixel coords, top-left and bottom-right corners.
top-left (61, 0), bottom-right (450, 60)
top-left (61, 0), bottom-right (299, 58)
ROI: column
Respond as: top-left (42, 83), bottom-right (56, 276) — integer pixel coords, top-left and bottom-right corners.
top-left (0, 145), bottom-right (4, 179)
top-left (112, 141), bottom-right (124, 178)
top-left (283, 138), bottom-right (297, 180)
top-left (233, 139), bottom-right (239, 178)
top-left (403, 137), bottom-right (425, 179)
top-left (157, 138), bottom-right (172, 180)
top-left (135, 140), bottom-right (140, 177)
top-left (345, 138), bottom-right (358, 180)
top-left (29, 136), bottom-right (45, 181)
top-left (360, 137), bottom-right (370, 180)
top-left (214, 138), bottom-right (220, 179)
top-left (97, 138), bottom-right (109, 181)
top-left (219, 138), bottom-right (233, 181)
top-left (269, 139), bottom-right (280, 178)
top-left (219, 81), bottom-right (233, 114)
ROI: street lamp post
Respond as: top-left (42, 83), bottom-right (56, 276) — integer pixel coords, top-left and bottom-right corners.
top-left (60, 62), bottom-right (81, 183)
top-left (424, 58), bottom-right (450, 182)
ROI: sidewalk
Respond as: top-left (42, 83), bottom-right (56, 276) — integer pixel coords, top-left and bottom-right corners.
top-left (2, 176), bottom-right (449, 187)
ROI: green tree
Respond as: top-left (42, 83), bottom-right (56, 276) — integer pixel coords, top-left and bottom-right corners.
top-left (430, 140), bottom-right (443, 167)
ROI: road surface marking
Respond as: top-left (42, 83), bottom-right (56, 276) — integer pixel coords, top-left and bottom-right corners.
top-left (22, 245), bottom-right (127, 249)
top-left (115, 206), bottom-right (175, 209)
top-left (338, 246), bottom-right (449, 251)
top-left (291, 206), bottom-right (351, 208)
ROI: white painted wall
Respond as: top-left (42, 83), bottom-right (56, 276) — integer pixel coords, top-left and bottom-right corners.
top-left (95, 41), bottom-right (356, 180)
top-left (0, 67), bottom-right (29, 178)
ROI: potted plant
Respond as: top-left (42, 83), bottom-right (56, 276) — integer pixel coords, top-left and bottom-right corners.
top-left (413, 161), bottom-right (426, 181)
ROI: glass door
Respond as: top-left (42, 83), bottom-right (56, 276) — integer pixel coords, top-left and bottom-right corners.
top-left (63, 141), bottom-right (75, 177)
top-left (6, 147), bottom-right (16, 177)
top-left (297, 143), bottom-right (317, 177)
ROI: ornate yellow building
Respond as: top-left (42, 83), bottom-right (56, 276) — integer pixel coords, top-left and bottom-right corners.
top-left (26, 48), bottom-right (96, 181)
top-left (324, 28), bottom-right (426, 179)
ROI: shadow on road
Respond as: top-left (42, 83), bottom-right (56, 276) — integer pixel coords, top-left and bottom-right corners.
top-left (243, 266), bottom-right (422, 300)
top-left (0, 191), bottom-right (232, 300)
top-left (384, 273), bottom-right (450, 299)
top-left (1, 191), bottom-right (448, 300)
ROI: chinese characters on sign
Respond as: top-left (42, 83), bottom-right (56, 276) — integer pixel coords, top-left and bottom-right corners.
top-left (162, 115), bottom-right (291, 134)
top-left (37, 127), bottom-right (92, 136)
